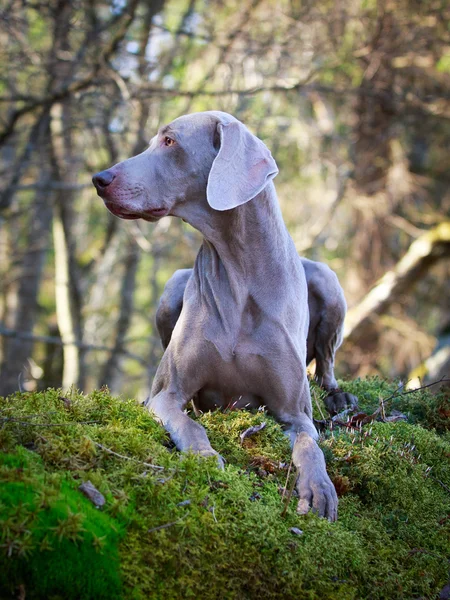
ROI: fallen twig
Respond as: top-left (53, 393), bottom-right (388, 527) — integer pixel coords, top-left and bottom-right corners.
top-left (335, 410), bottom-right (381, 429)
top-left (240, 422), bottom-right (266, 444)
top-left (1, 417), bottom-right (100, 427)
top-left (428, 475), bottom-right (450, 495)
top-left (91, 440), bottom-right (166, 471)
top-left (281, 471), bottom-right (297, 518)
top-left (281, 457), bottom-right (293, 501)
top-left (281, 446), bottom-right (298, 518)
top-left (383, 412), bottom-right (408, 423)
top-left (148, 512), bottom-right (188, 533)
top-left (316, 376), bottom-right (450, 433)
top-left (331, 408), bottom-right (355, 423)
top-left (311, 387), bottom-right (327, 422)
top-left (381, 377), bottom-right (450, 406)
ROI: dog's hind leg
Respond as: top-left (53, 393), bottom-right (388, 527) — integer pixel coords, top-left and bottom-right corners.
top-left (302, 258), bottom-right (358, 416)
top-left (156, 269), bottom-right (192, 350)
top-left (313, 312), bottom-right (358, 416)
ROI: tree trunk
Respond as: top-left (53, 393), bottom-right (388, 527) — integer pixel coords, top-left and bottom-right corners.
top-left (0, 133), bottom-right (53, 395)
top-left (99, 240), bottom-right (140, 392)
top-left (52, 209), bottom-right (79, 389)
top-left (50, 99), bottom-right (84, 390)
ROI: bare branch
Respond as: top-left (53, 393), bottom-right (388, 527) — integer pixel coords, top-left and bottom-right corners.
top-left (294, 168), bottom-right (349, 253)
top-left (381, 377), bottom-right (450, 405)
top-left (344, 223), bottom-right (450, 343)
top-left (0, 0), bottom-right (140, 146)
top-left (0, 327), bottom-right (149, 366)
top-left (148, 513), bottom-right (188, 533)
top-left (90, 440), bottom-right (166, 471)
top-left (1, 417), bottom-right (100, 426)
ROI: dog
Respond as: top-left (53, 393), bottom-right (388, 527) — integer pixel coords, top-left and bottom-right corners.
top-left (93, 111), bottom-right (357, 520)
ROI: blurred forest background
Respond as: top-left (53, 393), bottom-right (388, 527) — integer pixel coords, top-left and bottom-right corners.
top-left (1, 0), bottom-right (449, 400)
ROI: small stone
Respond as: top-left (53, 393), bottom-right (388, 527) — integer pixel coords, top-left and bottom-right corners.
top-left (79, 480), bottom-right (105, 508)
top-left (439, 581), bottom-right (450, 600)
top-left (249, 492), bottom-right (261, 502)
top-left (289, 527), bottom-right (303, 536)
top-left (59, 396), bottom-right (72, 410)
top-left (177, 499), bottom-right (191, 507)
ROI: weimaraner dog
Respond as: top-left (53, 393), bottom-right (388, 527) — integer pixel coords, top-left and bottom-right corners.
top-left (93, 111), bottom-right (356, 521)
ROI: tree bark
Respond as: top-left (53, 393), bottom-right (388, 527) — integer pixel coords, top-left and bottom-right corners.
top-left (100, 240), bottom-right (141, 392)
top-left (52, 210), bottom-right (79, 389)
top-left (0, 127), bottom-right (53, 395)
top-left (50, 99), bottom-right (85, 389)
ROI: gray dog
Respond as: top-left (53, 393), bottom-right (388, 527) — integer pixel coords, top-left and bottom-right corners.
top-left (93, 111), bottom-right (356, 521)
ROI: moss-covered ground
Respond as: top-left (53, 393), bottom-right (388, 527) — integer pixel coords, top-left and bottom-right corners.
top-left (0, 379), bottom-right (449, 599)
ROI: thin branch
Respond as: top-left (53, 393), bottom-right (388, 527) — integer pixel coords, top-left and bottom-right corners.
top-left (344, 223), bottom-right (450, 342)
top-left (294, 169), bottom-right (349, 253)
top-left (148, 512), bottom-right (188, 533)
top-left (0, 109), bottom-right (50, 211)
top-left (91, 440), bottom-right (166, 471)
top-left (317, 377), bottom-right (450, 431)
top-left (387, 215), bottom-right (426, 238)
top-left (281, 457), bottom-right (293, 501)
top-left (0, 327), bottom-right (148, 366)
top-left (133, 82), bottom-right (450, 123)
top-left (3, 79), bottom-right (445, 105)
top-left (151, 21), bottom-right (212, 42)
top-left (13, 182), bottom-right (93, 191)
top-left (428, 475), bottom-right (450, 495)
top-left (1, 417), bottom-right (100, 426)
top-left (137, 79), bottom-right (320, 100)
top-left (0, 0), bottom-right (140, 146)
top-left (381, 377), bottom-right (450, 405)
top-left (281, 462), bottom-right (298, 518)
top-left (311, 386), bottom-right (327, 421)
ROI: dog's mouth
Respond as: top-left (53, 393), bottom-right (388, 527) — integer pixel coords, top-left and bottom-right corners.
top-left (104, 201), bottom-right (169, 221)
top-left (144, 207), bottom-right (169, 219)
top-left (104, 202), bottom-right (140, 220)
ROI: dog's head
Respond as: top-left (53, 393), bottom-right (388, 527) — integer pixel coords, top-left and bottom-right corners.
top-left (92, 111), bottom-right (278, 222)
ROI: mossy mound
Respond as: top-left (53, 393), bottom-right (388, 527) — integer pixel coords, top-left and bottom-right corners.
top-left (0, 448), bottom-right (123, 599)
top-left (0, 381), bottom-right (449, 599)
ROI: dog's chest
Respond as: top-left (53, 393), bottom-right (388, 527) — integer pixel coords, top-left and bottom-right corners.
top-left (201, 292), bottom-right (303, 367)
top-left (200, 291), bottom-right (268, 359)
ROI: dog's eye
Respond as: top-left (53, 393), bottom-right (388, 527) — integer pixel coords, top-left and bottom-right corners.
top-left (164, 137), bottom-right (175, 147)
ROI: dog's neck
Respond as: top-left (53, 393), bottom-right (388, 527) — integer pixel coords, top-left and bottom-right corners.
top-left (178, 181), bottom-right (295, 283)
top-left (174, 182), bottom-right (303, 360)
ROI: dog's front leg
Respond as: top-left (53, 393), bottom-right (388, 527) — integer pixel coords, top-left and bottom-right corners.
top-left (146, 358), bottom-right (224, 467)
top-left (148, 391), bottom-right (223, 464)
top-left (285, 415), bottom-right (338, 522)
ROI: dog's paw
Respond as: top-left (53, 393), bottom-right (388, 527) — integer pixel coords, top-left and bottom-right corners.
top-left (293, 433), bottom-right (338, 521)
top-left (198, 449), bottom-right (225, 470)
top-left (324, 389), bottom-right (358, 416)
top-left (296, 470), bottom-right (338, 522)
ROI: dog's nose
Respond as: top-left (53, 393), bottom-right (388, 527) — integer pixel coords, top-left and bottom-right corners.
top-left (92, 170), bottom-right (115, 190)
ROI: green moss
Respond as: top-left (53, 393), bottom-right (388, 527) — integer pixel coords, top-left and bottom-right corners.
top-left (0, 447), bottom-right (123, 599)
top-left (1, 383), bottom-right (449, 599)
top-left (197, 408), bottom-right (291, 467)
top-left (339, 377), bottom-right (450, 433)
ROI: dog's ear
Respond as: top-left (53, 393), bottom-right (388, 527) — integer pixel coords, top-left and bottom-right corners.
top-left (206, 120), bottom-right (278, 211)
